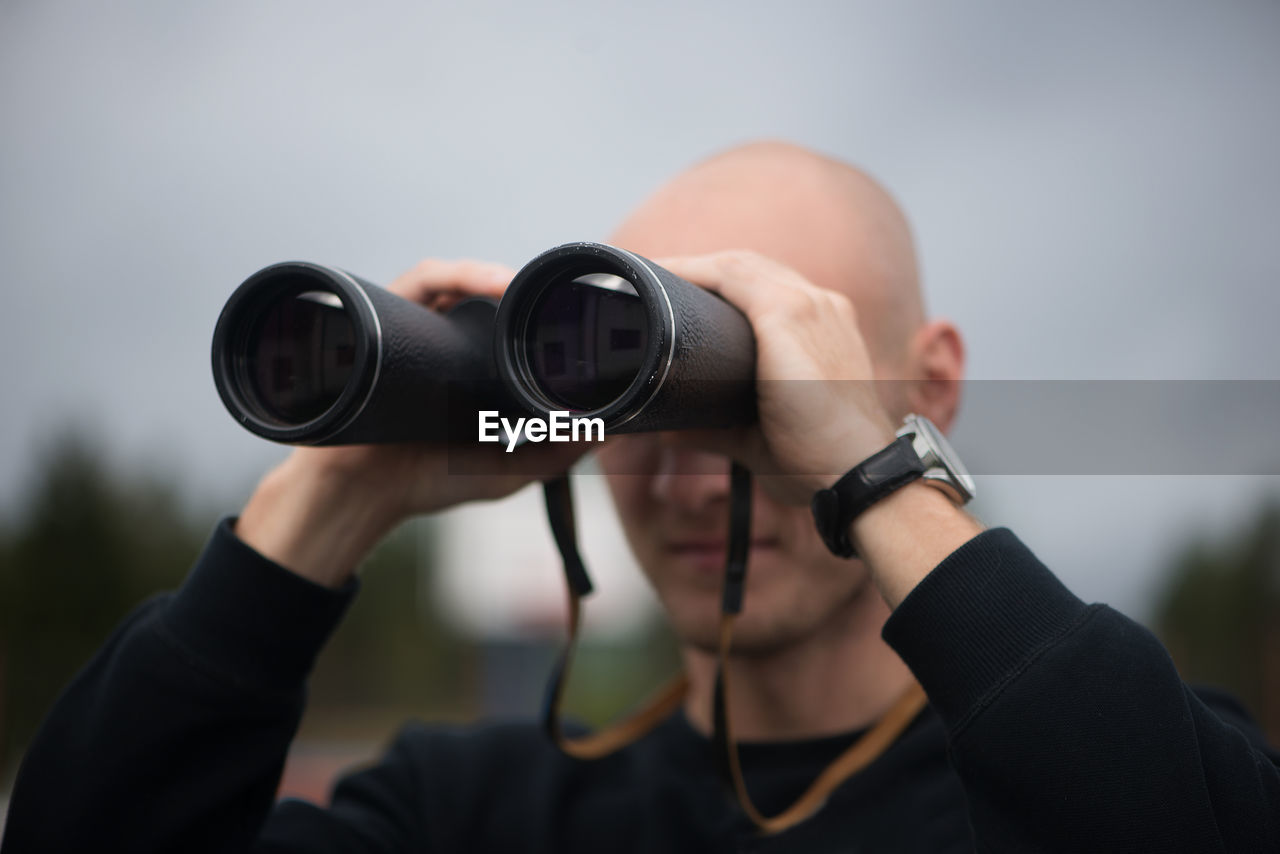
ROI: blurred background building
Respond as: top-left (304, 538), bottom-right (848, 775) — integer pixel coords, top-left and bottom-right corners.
top-left (1, 0), bottom-right (1277, 820)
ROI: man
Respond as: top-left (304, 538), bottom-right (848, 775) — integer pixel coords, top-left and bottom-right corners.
top-left (4, 142), bottom-right (1277, 852)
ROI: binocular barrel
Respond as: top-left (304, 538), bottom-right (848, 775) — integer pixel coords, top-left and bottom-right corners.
top-left (210, 261), bottom-right (501, 444)
top-left (211, 244), bottom-right (757, 445)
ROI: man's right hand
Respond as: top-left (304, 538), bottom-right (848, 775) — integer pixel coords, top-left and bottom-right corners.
top-left (234, 259), bottom-right (587, 588)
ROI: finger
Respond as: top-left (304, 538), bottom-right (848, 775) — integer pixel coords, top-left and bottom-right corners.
top-left (387, 259), bottom-right (516, 305)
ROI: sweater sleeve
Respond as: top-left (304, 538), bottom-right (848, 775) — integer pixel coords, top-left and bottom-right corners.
top-left (882, 528), bottom-right (1280, 853)
top-left (0, 519), bottom-right (362, 854)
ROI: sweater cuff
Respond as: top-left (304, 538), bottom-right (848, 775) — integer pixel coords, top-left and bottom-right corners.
top-left (158, 517), bottom-right (358, 693)
top-left (882, 528), bottom-right (1089, 732)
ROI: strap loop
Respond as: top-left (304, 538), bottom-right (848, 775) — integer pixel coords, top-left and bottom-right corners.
top-left (541, 476), bottom-right (686, 758)
top-left (543, 476), bottom-right (593, 596)
top-left (720, 463), bottom-right (753, 614)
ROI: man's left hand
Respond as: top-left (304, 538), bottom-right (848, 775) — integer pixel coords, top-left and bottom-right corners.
top-left (656, 251), bottom-right (896, 503)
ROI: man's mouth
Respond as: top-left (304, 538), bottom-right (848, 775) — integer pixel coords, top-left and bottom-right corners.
top-left (665, 537), bottom-right (780, 571)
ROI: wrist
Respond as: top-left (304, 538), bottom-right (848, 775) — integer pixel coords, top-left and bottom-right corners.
top-left (849, 481), bottom-right (984, 608)
top-left (236, 451), bottom-right (402, 588)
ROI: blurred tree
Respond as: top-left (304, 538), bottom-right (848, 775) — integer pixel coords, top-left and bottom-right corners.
top-left (303, 519), bottom-right (475, 729)
top-left (1155, 500), bottom-right (1280, 742)
top-left (0, 432), bottom-right (210, 772)
top-left (560, 623), bottom-right (684, 728)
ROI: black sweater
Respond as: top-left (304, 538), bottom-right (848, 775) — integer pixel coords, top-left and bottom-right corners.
top-left (3, 522), bottom-right (1278, 853)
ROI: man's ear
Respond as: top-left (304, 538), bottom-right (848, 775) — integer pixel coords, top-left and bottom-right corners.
top-left (904, 320), bottom-right (965, 433)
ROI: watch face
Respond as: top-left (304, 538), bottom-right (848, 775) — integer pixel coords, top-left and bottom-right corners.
top-left (902, 415), bottom-right (976, 502)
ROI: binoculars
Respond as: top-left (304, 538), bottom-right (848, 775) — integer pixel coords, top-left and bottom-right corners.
top-left (211, 243), bottom-right (758, 445)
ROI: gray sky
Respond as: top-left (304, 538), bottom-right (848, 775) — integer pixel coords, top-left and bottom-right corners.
top-left (2, 0), bottom-right (1277, 625)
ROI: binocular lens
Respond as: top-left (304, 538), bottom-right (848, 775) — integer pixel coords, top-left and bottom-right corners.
top-left (245, 289), bottom-right (356, 424)
top-left (216, 260), bottom-right (507, 445)
top-left (524, 274), bottom-right (649, 412)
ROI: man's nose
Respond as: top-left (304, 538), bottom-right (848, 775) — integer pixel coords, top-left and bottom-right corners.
top-left (649, 434), bottom-right (731, 511)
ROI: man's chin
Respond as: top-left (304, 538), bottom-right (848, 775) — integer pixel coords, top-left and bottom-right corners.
top-left (671, 614), bottom-right (800, 660)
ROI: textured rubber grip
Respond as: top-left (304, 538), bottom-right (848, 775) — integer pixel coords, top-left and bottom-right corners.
top-left (321, 283), bottom-right (502, 444)
top-left (614, 259), bottom-right (757, 433)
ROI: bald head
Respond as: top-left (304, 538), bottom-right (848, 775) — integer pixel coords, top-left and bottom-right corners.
top-left (609, 141), bottom-right (923, 363)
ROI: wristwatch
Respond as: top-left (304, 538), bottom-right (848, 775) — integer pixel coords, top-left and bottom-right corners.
top-left (811, 414), bottom-right (976, 558)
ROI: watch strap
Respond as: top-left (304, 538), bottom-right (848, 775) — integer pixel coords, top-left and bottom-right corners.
top-left (812, 434), bottom-right (926, 557)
